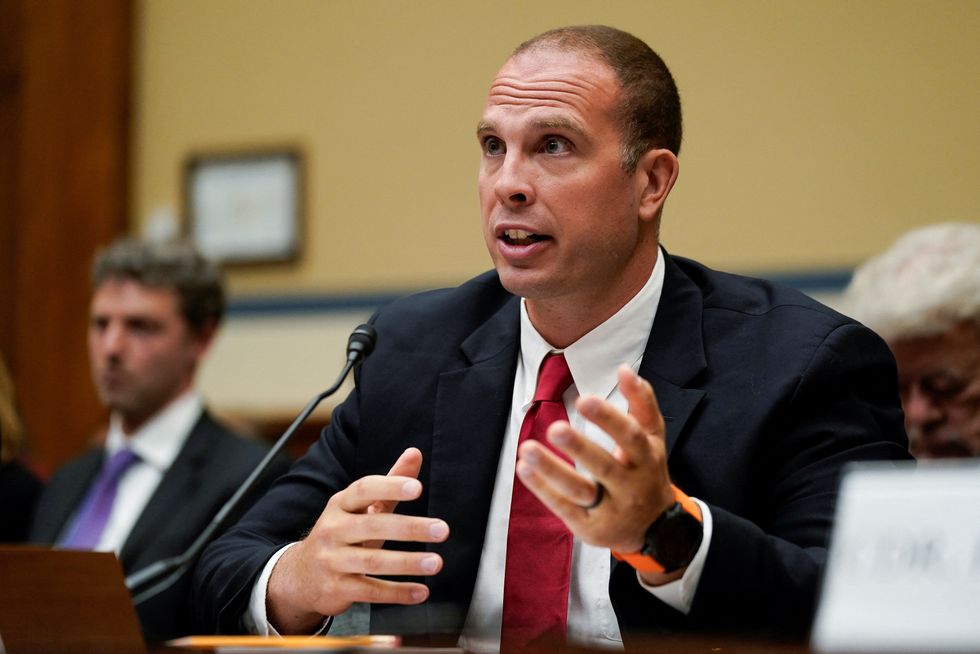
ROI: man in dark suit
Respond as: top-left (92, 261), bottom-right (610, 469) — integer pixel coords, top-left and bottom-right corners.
top-left (194, 26), bottom-right (910, 650)
top-left (30, 238), bottom-right (289, 642)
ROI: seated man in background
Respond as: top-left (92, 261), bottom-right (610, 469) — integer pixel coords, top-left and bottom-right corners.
top-left (194, 25), bottom-right (911, 650)
top-left (842, 222), bottom-right (980, 458)
top-left (29, 238), bottom-right (290, 641)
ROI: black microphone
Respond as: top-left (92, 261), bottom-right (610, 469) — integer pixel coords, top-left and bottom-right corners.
top-left (125, 323), bottom-right (378, 605)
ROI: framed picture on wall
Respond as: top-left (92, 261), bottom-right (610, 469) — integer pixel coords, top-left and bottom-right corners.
top-left (183, 148), bottom-right (303, 265)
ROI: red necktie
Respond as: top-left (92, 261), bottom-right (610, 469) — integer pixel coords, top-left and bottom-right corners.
top-left (501, 353), bottom-right (574, 652)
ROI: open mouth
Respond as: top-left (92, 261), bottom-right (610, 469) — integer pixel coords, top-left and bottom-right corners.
top-left (500, 229), bottom-right (551, 246)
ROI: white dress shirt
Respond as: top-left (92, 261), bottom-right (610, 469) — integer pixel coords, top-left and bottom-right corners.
top-left (68, 390), bottom-right (203, 553)
top-left (459, 250), bottom-right (712, 652)
top-left (249, 250), bottom-right (713, 644)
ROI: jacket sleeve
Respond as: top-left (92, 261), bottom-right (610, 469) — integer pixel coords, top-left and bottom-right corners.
top-left (613, 322), bottom-right (911, 638)
top-left (191, 382), bottom-right (364, 635)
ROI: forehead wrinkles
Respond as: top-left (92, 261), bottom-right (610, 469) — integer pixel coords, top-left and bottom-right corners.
top-left (487, 74), bottom-right (611, 111)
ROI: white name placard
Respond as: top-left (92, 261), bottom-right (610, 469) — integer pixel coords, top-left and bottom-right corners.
top-left (812, 461), bottom-right (980, 653)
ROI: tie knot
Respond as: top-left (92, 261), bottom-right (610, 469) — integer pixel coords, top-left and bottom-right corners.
top-left (533, 353), bottom-right (573, 403)
top-left (102, 448), bottom-right (139, 479)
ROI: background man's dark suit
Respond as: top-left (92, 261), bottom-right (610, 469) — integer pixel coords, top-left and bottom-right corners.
top-left (30, 410), bottom-right (290, 641)
top-left (194, 253), bottom-right (910, 640)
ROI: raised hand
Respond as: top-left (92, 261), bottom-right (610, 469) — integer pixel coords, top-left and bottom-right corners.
top-left (515, 365), bottom-right (696, 581)
top-left (266, 447), bottom-right (450, 633)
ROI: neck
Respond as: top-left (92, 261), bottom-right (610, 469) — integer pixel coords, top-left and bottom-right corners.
top-left (527, 247), bottom-right (659, 349)
top-left (119, 413), bottom-right (151, 437)
top-left (116, 385), bottom-right (193, 436)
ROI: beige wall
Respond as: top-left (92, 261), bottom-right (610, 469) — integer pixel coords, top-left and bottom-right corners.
top-left (132, 0), bottom-right (979, 415)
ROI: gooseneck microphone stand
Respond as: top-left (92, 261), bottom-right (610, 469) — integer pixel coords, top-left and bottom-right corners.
top-left (125, 324), bottom-right (378, 606)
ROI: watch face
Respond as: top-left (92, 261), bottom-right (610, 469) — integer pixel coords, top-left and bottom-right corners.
top-left (643, 503), bottom-right (704, 572)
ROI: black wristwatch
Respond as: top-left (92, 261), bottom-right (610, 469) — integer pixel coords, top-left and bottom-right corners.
top-left (613, 485), bottom-right (703, 574)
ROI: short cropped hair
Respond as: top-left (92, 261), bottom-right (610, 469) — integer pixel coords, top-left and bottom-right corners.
top-left (91, 238), bottom-right (225, 334)
top-left (514, 25), bottom-right (683, 171)
top-left (841, 223), bottom-right (980, 340)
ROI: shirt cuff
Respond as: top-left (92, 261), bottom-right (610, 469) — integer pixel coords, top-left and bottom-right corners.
top-left (244, 542), bottom-right (332, 636)
top-left (635, 497), bottom-right (713, 616)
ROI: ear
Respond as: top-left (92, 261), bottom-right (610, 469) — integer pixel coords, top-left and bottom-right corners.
top-left (635, 148), bottom-right (679, 224)
top-left (189, 321), bottom-right (219, 362)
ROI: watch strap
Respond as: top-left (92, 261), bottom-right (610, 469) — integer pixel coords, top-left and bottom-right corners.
top-left (611, 484), bottom-right (702, 574)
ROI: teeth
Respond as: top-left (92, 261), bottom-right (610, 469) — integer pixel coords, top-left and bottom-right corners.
top-left (505, 229), bottom-right (532, 240)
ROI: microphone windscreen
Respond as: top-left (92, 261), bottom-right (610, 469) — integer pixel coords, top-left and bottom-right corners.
top-left (347, 323), bottom-right (378, 361)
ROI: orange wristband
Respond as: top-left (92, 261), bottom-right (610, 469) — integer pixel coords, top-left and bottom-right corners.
top-left (611, 484), bottom-right (702, 574)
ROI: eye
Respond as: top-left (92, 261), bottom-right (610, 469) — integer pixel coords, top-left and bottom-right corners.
top-left (482, 136), bottom-right (505, 156)
top-left (920, 372), bottom-right (969, 402)
top-left (541, 136), bottom-right (571, 155)
top-left (126, 317), bottom-right (163, 336)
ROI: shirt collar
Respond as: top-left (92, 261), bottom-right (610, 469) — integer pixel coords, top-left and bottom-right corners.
top-left (105, 390), bottom-right (204, 471)
top-left (519, 248), bottom-right (665, 403)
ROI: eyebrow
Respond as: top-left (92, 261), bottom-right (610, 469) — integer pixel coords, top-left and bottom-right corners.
top-left (476, 120), bottom-right (495, 135)
top-left (476, 117), bottom-right (587, 137)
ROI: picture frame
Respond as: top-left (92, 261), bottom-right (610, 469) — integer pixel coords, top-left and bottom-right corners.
top-left (183, 148), bottom-right (304, 265)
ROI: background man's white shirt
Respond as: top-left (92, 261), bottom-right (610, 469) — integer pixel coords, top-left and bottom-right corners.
top-left (74, 390), bottom-right (202, 552)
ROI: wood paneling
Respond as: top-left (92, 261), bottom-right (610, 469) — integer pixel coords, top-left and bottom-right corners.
top-left (1, 0), bottom-right (131, 473)
top-left (0, 0), bottom-right (23, 367)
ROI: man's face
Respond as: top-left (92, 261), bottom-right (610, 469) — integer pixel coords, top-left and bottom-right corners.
top-left (889, 321), bottom-right (980, 458)
top-left (88, 278), bottom-right (209, 433)
top-left (477, 47), bottom-right (659, 320)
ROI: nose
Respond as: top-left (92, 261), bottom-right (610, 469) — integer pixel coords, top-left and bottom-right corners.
top-left (493, 153), bottom-right (534, 208)
top-left (96, 321), bottom-right (126, 358)
top-left (903, 383), bottom-right (944, 432)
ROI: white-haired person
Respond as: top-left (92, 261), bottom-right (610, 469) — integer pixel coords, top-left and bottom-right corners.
top-left (841, 222), bottom-right (980, 458)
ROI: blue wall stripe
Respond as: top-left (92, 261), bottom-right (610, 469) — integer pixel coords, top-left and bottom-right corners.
top-left (761, 269), bottom-right (853, 292)
top-left (226, 268), bottom-right (854, 318)
top-left (227, 291), bottom-right (409, 317)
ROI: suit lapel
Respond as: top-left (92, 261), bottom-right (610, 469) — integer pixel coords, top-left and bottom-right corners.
top-left (387, 257), bottom-right (709, 630)
top-left (119, 413), bottom-right (213, 571)
top-left (638, 253), bottom-right (707, 456)
top-left (423, 296), bottom-right (520, 633)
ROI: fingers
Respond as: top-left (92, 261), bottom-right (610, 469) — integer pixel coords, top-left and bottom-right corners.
top-left (336, 473), bottom-right (423, 514)
top-left (618, 365), bottom-right (665, 441)
top-left (572, 367), bottom-right (666, 468)
top-left (386, 446), bottom-right (423, 478)
top-left (270, 543), bottom-right (437, 626)
top-left (335, 574), bottom-right (431, 607)
top-left (321, 448), bottom-right (448, 550)
top-left (327, 471), bottom-right (448, 550)
top-left (331, 547), bottom-right (444, 577)
top-left (270, 448), bottom-right (445, 628)
top-left (515, 366), bottom-right (675, 551)
top-left (330, 510), bottom-right (450, 547)
top-left (519, 366), bottom-right (667, 503)
top-left (516, 448), bottom-right (593, 527)
top-left (518, 432), bottom-right (601, 510)
top-left (575, 395), bottom-right (652, 469)
top-left (368, 447), bottom-right (423, 516)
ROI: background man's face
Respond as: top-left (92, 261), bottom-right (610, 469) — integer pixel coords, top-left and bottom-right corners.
top-left (88, 278), bottom-right (206, 433)
top-left (890, 320), bottom-right (980, 458)
top-left (477, 47), bottom-right (655, 315)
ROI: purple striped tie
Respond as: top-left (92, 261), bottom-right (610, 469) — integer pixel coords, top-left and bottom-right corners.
top-left (60, 448), bottom-right (139, 549)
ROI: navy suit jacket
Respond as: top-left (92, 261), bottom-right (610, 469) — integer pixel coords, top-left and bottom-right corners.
top-left (194, 253), bottom-right (910, 641)
top-left (30, 410), bottom-right (290, 641)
